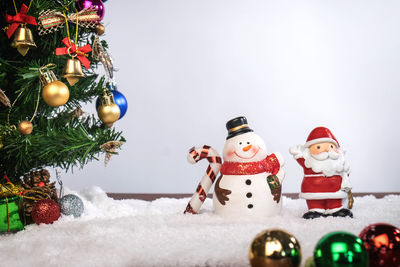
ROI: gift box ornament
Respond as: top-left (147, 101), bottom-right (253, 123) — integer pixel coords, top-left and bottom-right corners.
top-left (0, 196), bottom-right (24, 233)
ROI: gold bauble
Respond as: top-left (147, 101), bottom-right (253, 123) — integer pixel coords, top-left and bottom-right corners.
top-left (17, 121), bottom-right (33, 135)
top-left (42, 81), bottom-right (70, 107)
top-left (249, 229), bottom-right (301, 267)
top-left (95, 24), bottom-right (105, 35)
top-left (97, 103), bottom-right (120, 124)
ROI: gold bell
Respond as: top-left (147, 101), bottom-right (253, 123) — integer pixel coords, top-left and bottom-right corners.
top-left (62, 57), bottom-right (85, 86)
top-left (11, 24), bottom-right (36, 56)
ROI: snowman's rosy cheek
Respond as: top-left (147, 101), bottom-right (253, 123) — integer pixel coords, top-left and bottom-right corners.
top-left (251, 146), bottom-right (258, 153)
top-left (226, 149), bottom-right (235, 157)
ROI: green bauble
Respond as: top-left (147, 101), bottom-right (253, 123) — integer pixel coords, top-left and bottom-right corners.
top-left (0, 196), bottom-right (24, 233)
top-left (314, 231), bottom-right (368, 267)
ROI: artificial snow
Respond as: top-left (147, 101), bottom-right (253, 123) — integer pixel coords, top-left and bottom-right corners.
top-left (0, 187), bottom-right (399, 267)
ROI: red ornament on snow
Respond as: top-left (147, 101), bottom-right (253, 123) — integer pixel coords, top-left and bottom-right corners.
top-left (31, 199), bottom-right (60, 225)
top-left (359, 223), bottom-right (400, 267)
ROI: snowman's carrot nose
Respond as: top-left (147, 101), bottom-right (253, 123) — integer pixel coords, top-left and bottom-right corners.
top-left (243, 145), bottom-right (252, 152)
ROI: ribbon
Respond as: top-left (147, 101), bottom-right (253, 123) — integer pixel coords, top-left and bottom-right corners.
top-left (38, 8), bottom-right (99, 35)
top-left (56, 37), bottom-right (92, 69)
top-left (5, 4), bottom-right (37, 38)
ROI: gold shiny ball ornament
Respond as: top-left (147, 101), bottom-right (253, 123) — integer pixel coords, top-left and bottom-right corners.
top-left (17, 120), bottom-right (33, 135)
top-left (249, 229), bottom-right (302, 267)
top-left (39, 65), bottom-right (70, 107)
top-left (42, 81), bottom-right (70, 107)
top-left (95, 24), bottom-right (105, 35)
top-left (97, 103), bottom-right (120, 124)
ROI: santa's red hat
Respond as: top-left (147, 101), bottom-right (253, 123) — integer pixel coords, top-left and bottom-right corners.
top-left (304, 127), bottom-right (340, 148)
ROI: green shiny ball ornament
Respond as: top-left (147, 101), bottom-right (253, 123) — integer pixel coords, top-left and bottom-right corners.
top-left (249, 228), bottom-right (302, 267)
top-left (314, 231), bottom-right (368, 267)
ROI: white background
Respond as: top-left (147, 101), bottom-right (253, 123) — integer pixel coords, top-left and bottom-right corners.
top-left (63, 0), bottom-right (400, 193)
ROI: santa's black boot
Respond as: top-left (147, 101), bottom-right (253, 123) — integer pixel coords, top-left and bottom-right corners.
top-left (302, 211), bottom-right (324, 219)
top-left (331, 208), bottom-right (353, 218)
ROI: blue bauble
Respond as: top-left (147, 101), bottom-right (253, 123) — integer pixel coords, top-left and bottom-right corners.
top-left (59, 194), bottom-right (84, 218)
top-left (96, 90), bottom-right (127, 119)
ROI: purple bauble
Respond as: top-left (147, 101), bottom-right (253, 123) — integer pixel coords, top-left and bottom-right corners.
top-left (76, 0), bottom-right (105, 20)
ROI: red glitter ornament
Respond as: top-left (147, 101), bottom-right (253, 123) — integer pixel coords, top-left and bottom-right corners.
top-left (359, 223), bottom-right (400, 267)
top-left (31, 199), bottom-right (60, 225)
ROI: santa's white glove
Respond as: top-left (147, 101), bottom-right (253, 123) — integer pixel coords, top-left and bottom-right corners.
top-left (341, 173), bottom-right (352, 192)
top-left (289, 145), bottom-right (303, 159)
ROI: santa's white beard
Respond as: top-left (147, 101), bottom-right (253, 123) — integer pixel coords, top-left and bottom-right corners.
top-left (302, 148), bottom-right (350, 176)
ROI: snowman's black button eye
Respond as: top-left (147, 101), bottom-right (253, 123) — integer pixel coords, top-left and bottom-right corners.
top-left (247, 142), bottom-right (250, 144)
top-left (239, 142), bottom-right (242, 145)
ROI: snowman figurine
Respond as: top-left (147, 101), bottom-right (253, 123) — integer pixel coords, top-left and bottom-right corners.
top-left (213, 116), bottom-right (285, 218)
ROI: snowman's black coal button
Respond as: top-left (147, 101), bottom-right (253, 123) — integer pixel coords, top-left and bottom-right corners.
top-left (246, 192), bottom-right (252, 198)
top-left (248, 204), bottom-right (253, 209)
top-left (245, 179), bottom-right (251, 185)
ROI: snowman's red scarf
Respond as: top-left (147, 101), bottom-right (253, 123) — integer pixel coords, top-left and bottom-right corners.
top-left (220, 154), bottom-right (280, 175)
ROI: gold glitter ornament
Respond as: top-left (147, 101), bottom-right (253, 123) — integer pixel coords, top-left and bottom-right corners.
top-left (249, 229), bottom-right (301, 267)
top-left (17, 120), bottom-right (33, 135)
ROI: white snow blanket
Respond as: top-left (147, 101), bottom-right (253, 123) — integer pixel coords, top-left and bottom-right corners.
top-left (0, 187), bottom-right (399, 267)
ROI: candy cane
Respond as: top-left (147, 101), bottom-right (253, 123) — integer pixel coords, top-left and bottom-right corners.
top-left (184, 145), bottom-right (222, 214)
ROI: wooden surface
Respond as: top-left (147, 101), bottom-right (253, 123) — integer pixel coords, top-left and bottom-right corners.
top-left (106, 192), bottom-right (400, 201)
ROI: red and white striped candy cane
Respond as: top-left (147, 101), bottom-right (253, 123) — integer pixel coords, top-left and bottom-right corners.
top-left (184, 145), bottom-right (222, 214)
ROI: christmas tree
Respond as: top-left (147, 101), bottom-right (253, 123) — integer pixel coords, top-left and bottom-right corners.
top-left (0, 0), bottom-right (125, 186)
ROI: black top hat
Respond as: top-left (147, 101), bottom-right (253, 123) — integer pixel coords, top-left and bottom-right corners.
top-left (226, 116), bottom-right (253, 139)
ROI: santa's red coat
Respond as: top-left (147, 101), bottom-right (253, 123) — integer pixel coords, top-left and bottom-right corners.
top-left (296, 158), bottom-right (347, 200)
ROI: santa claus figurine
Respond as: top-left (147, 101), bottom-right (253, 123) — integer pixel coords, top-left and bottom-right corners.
top-left (289, 127), bottom-right (353, 219)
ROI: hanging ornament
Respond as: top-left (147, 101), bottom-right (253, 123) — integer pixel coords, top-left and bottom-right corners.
top-left (37, 7), bottom-right (100, 35)
top-left (95, 23), bottom-right (105, 35)
top-left (39, 64), bottom-right (70, 107)
top-left (62, 57), bottom-right (85, 86)
top-left (10, 24), bottom-right (37, 56)
top-left (311, 231), bottom-right (368, 267)
top-left (59, 194), bottom-right (84, 218)
top-left (249, 229), bottom-right (302, 267)
top-left (56, 37), bottom-right (91, 86)
top-left (92, 35), bottom-right (113, 79)
top-left (76, 0), bottom-right (105, 20)
top-left (0, 89), bottom-right (11, 107)
top-left (359, 223), bottom-right (400, 267)
top-left (96, 90), bottom-right (120, 125)
top-left (17, 120), bottom-right (33, 135)
top-left (100, 140), bottom-right (123, 165)
top-left (96, 85), bottom-right (127, 120)
top-left (31, 199), bottom-right (60, 225)
top-left (5, 3), bottom-right (37, 56)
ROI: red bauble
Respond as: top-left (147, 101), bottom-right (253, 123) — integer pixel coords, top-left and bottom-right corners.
top-left (359, 223), bottom-right (400, 267)
top-left (31, 199), bottom-right (60, 225)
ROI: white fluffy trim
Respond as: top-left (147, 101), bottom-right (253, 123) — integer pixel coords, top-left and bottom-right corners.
top-left (305, 138), bottom-right (339, 148)
top-left (299, 191), bottom-right (347, 200)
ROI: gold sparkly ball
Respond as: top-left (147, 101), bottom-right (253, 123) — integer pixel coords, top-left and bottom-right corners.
top-left (18, 120), bottom-right (33, 135)
top-left (249, 229), bottom-right (301, 267)
top-left (97, 103), bottom-right (120, 124)
top-left (42, 80), bottom-right (70, 107)
top-left (96, 24), bottom-right (105, 35)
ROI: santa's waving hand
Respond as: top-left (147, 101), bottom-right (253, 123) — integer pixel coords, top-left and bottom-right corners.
top-left (289, 127), bottom-right (353, 219)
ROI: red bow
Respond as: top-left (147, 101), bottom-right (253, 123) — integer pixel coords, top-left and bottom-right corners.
top-left (5, 4), bottom-right (37, 39)
top-left (56, 37), bottom-right (92, 69)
